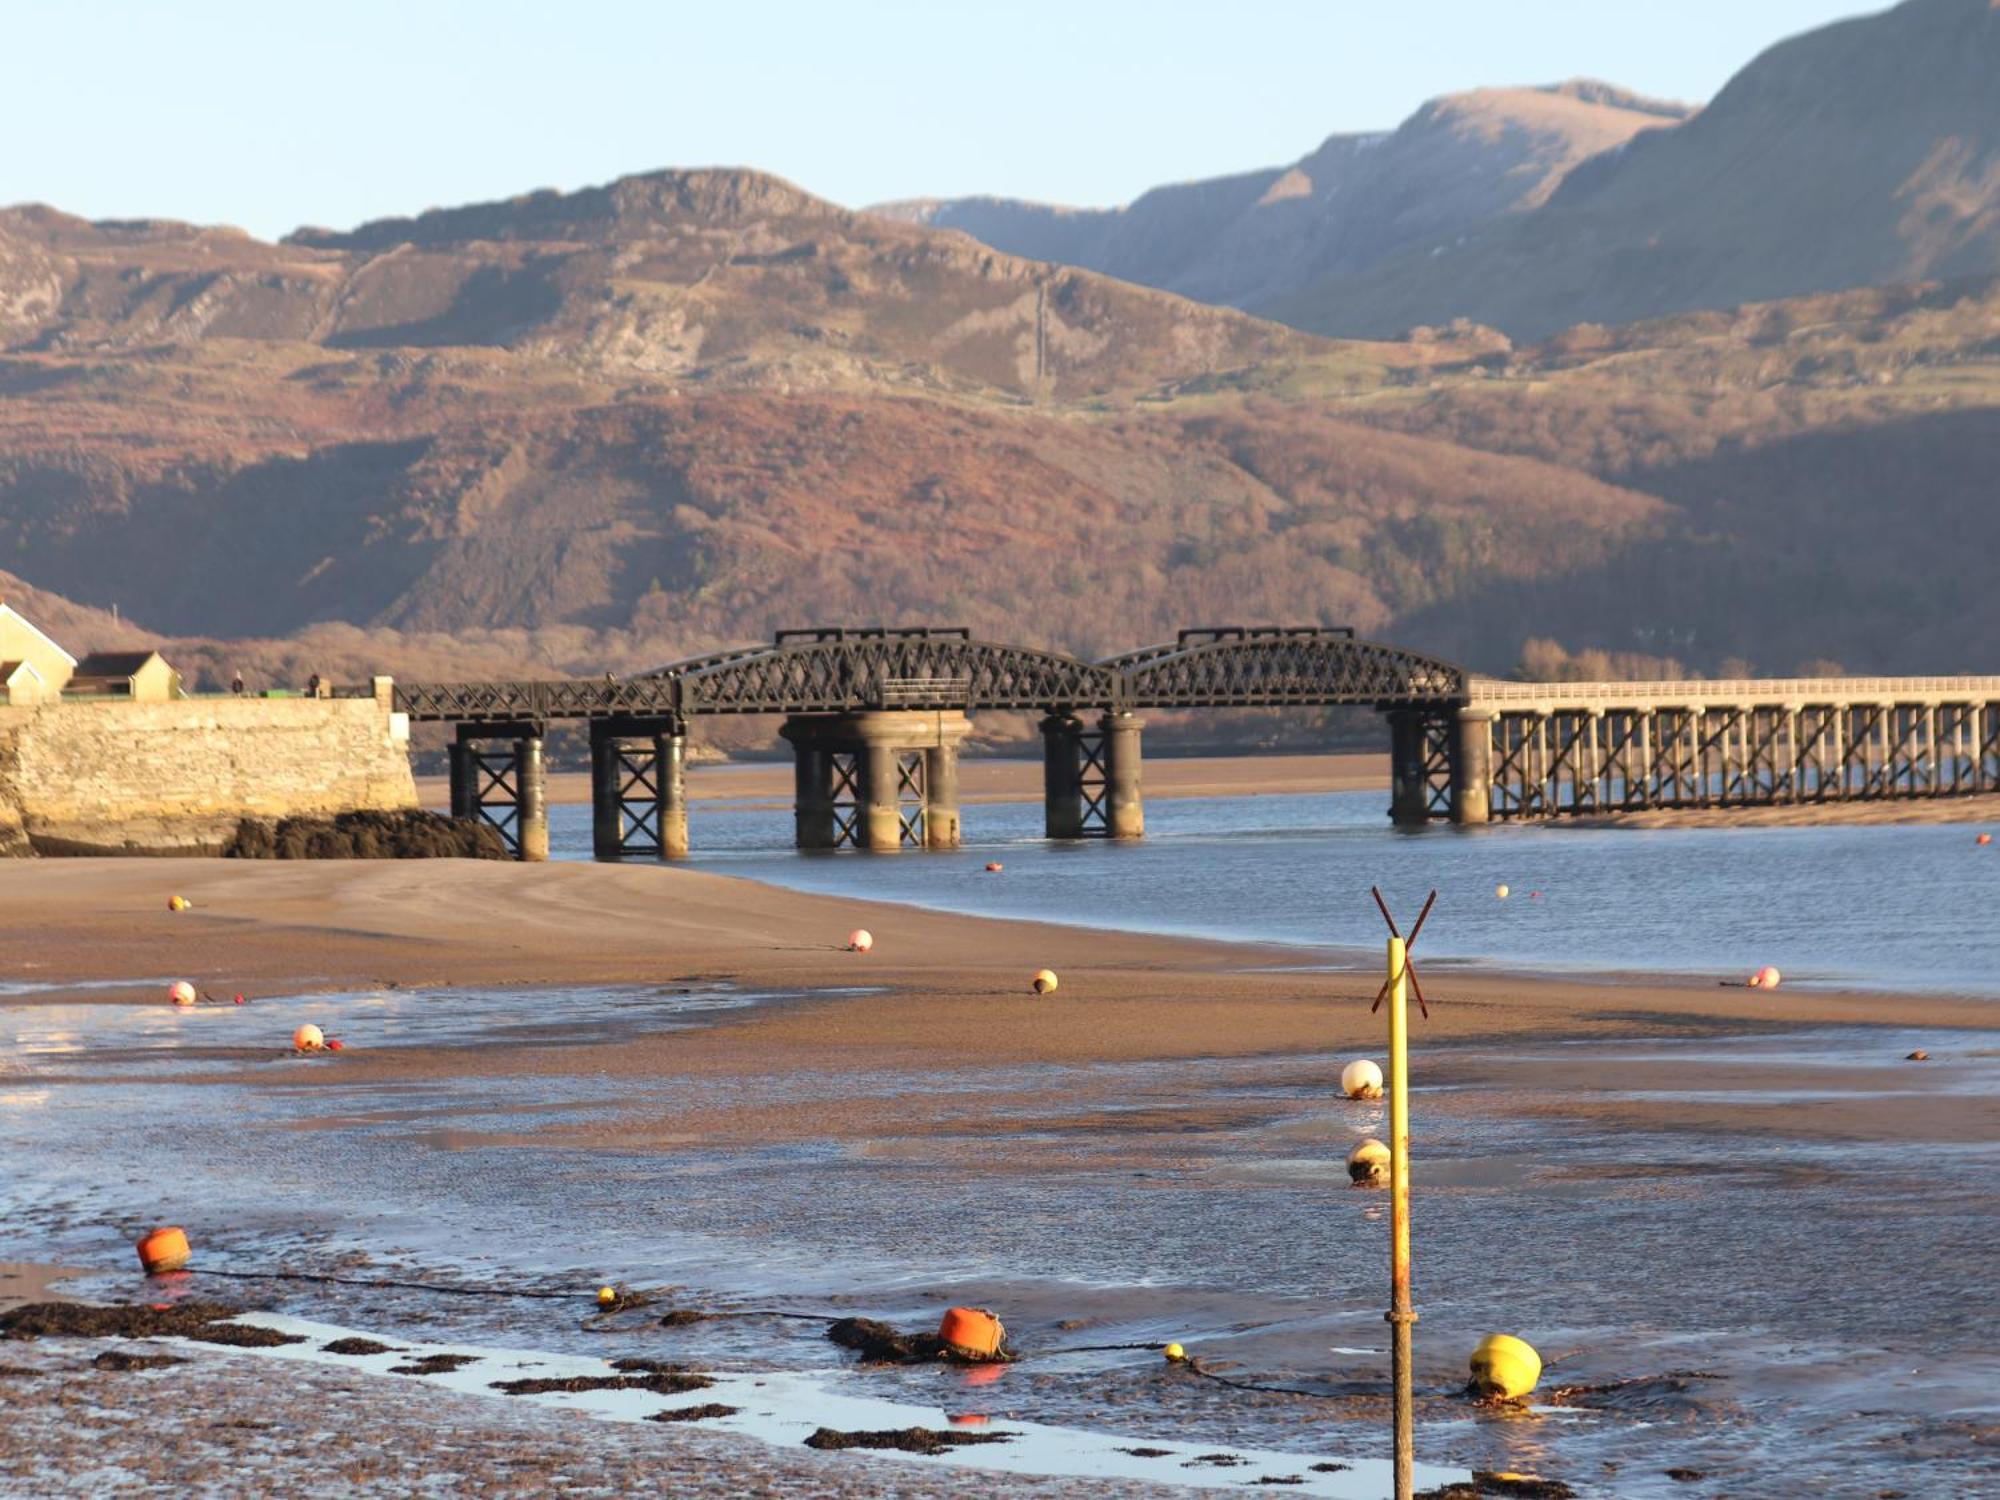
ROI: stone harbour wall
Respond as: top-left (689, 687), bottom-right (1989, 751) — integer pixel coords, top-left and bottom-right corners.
top-left (0, 695), bottom-right (417, 856)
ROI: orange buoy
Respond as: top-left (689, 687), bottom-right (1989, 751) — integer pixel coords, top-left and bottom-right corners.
top-left (937, 1306), bottom-right (1005, 1359)
top-left (947, 1412), bottom-right (991, 1427)
top-left (1749, 965), bottom-right (1782, 990)
top-left (1031, 968), bottom-right (1059, 995)
top-left (292, 1024), bottom-right (325, 1052)
top-left (325, 1038), bottom-right (345, 1052)
top-left (1979, 833), bottom-right (1993, 846)
top-left (168, 981), bottom-right (197, 1007)
top-left (136, 1226), bottom-right (191, 1275)
top-left (985, 862), bottom-right (1003, 873)
top-left (846, 929), bottom-right (874, 953)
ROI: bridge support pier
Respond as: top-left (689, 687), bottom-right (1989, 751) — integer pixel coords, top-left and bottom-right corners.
top-left (780, 711), bottom-right (970, 851)
top-left (1041, 715), bottom-right (1086, 839)
top-left (516, 734), bottom-right (549, 862)
top-left (1451, 710), bottom-right (1494, 825)
top-left (1040, 711), bottom-right (1144, 838)
top-left (589, 719), bottom-right (688, 860)
top-left (1103, 712), bottom-right (1145, 839)
top-left (449, 724), bottom-right (548, 860)
top-left (1387, 710), bottom-right (1432, 828)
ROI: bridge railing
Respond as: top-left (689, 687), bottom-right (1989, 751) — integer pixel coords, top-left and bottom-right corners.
top-left (1468, 675), bottom-right (2000, 706)
top-left (877, 675), bottom-right (973, 705)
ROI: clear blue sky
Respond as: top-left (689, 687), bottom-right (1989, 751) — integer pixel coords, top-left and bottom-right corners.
top-left (5, 0), bottom-right (1880, 241)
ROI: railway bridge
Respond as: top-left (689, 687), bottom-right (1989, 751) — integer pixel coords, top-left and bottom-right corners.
top-left (352, 628), bottom-right (2000, 859)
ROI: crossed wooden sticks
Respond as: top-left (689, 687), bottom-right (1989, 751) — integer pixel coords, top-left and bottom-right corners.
top-left (1370, 886), bottom-right (1437, 1020)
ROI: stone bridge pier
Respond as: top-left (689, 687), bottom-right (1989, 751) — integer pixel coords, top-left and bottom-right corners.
top-left (780, 711), bottom-right (972, 851)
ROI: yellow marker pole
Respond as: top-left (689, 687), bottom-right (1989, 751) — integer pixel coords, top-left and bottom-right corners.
top-left (1385, 934), bottom-right (1416, 1500)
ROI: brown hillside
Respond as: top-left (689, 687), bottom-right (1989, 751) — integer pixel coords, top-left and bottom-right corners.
top-left (0, 168), bottom-right (1315, 402)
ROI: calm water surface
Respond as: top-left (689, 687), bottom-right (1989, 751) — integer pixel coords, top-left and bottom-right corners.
top-left (548, 784), bottom-right (2000, 996)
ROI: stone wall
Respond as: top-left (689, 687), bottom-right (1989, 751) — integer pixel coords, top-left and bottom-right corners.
top-left (0, 696), bottom-right (417, 856)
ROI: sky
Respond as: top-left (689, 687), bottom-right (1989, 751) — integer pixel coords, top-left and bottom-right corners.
top-left (3, 0), bottom-right (1881, 242)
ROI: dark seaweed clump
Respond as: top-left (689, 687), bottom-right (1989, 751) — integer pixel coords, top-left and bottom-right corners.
top-left (648, 1403), bottom-right (740, 1423)
top-left (389, 1353), bottom-right (482, 1376)
top-left (491, 1370), bottom-right (713, 1396)
top-left (1118, 1447), bottom-right (1173, 1458)
top-left (93, 1348), bottom-right (187, 1371)
top-left (322, 1337), bottom-right (400, 1356)
top-left (1417, 1476), bottom-right (1577, 1499)
top-left (804, 1426), bottom-right (1014, 1455)
top-left (225, 810), bottom-right (507, 860)
top-left (0, 1301), bottom-right (302, 1349)
top-left (825, 1316), bottom-right (1011, 1365)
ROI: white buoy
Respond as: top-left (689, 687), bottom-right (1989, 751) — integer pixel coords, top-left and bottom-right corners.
top-left (1347, 1137), bottom-right (1390, 1186)
top-left (846, 929), bottom-right (874, 953)
top-left (292, 1024), bottom-right (325, 1051)
top-left (1340, 1058), bottom-right (1384, 1100)
top-left (168, 981), bottom-right (197, 1007)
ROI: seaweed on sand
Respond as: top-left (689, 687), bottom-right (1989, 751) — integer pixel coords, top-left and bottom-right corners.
top-left (0, 1302), bottom-right (303, 1349)
top-left (825, 1316), bottom-right (1012, 1365)
top-left (648, 1403), bottom-right (740, 1423)
top-left (804, 1426), bottom-right (1014, 1455)
top-left (490, 1370), bottom-right (713, 1396)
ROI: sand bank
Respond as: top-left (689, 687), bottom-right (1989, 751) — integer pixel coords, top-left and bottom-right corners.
top-left (2, 858), bottom-right (1991, 1130)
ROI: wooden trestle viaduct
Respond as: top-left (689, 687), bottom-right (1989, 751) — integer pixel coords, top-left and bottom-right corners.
top-left (350, 627), bottom-right (2000, 859)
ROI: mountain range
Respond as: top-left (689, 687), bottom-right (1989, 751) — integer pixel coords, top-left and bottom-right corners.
top-left (887, 0), bottom-right (2000, 342)
top-left (2, 0), bottom-right (1999, 737)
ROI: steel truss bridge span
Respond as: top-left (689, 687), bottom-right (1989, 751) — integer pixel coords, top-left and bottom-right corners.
top-left (388, 626), bottom-right (1469, 724)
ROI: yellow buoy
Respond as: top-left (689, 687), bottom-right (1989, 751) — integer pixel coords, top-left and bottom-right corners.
top-left (597, 1285), bottom-right (617, 1306)
top-left (1346, 1137), bottom-right (1390, 1186)
top-left (168, 895), bottom-right (190, 912)
top-left (1495, 884), bottom-right (1510, 900)
top-left (1468, 1333), bottom-right (1542, 1399)
top-left (1340, 1058), bottom-right (1384, 1100)
top-left (1032, 969), bottom-right (1059, 995)
top-left (1163, 1342), bottom-right (1186, 1362)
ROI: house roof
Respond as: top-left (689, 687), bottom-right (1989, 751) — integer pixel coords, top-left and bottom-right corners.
top-left (72, 650), bottom-right (164, 678)
top-left (0, 603), bottom-right (78, 668)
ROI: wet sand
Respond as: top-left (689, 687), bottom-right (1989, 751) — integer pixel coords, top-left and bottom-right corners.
top-left (4, 855), bottom-right (1996, 1495)
top-left (415, 751), bottom-right (1392, 812)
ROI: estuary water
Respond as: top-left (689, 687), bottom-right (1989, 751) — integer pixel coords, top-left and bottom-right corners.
top-left (546, 783), bottom-right (2000, 998)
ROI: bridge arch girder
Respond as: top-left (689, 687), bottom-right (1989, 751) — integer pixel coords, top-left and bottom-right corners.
top-left (656, 628), bottom-right (1116, 715)
top-left (1100, 627), bottom-right (1467, 709)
